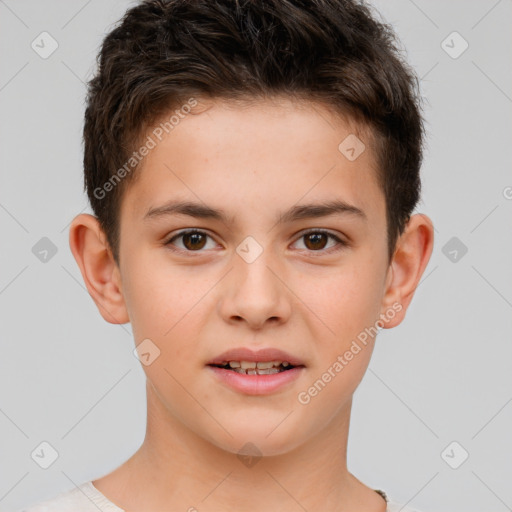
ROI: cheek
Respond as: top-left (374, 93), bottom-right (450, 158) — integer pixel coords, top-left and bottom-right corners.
top-left (295, 271), bottom-right (381, 415)
top-left (121, 258), bottom-right (199, 345)
top-left (295, 262), bottom-right (384, 346)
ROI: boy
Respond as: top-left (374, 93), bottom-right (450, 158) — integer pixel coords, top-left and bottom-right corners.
top-left (19, 0), bottom-right (434, 510)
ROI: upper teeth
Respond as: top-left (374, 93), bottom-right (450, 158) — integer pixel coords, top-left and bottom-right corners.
top-left (228, 361), bottom-right (290, 369)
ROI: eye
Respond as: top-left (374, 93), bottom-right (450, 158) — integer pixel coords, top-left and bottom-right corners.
top-left (164, 228), bottom-right (348, 255)
top-left (165, 229), bottom-right (218, 252)
top-left (292, 229), bottom-right (348, 254)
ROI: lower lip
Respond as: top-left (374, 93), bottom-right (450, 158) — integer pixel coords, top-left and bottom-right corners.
top-left (206, 366), bottom-right (305, 395)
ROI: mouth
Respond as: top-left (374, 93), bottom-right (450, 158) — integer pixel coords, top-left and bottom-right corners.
top-left (206, 347), bottom-right (306, 371)
top-left (208, 360), bottom-right (300, 375)
top-left (206, 347), bottom-right (306, 395)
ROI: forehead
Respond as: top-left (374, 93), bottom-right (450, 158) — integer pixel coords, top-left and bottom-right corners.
top-left (120, 96), bottom-right (384, 227)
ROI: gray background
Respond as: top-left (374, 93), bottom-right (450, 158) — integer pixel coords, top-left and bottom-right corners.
top-left (0, 1), bottom-right (511, 511)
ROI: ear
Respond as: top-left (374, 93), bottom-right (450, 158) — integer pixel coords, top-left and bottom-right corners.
top-left (380, 213), bottom-right (434, 329)
top-left (68, 213), bottom-right (129, 324)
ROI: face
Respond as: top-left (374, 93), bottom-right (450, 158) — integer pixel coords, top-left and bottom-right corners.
top-left (116, 97), bottom-right (392, 456)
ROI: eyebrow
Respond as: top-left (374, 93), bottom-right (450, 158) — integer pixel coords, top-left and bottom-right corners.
top-left (143, 199), bottom-right (367, 224)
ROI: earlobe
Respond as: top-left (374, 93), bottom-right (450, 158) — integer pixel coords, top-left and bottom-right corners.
top-left (380, 213), bottom-right (434, 329)
top-left (68, 213), bottom-right (130, 325)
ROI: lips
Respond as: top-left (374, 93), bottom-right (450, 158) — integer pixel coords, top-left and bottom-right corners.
top-left (206, 347), bottom-right (306, 395)
top-left (207, 347), bottom-right (306, 368)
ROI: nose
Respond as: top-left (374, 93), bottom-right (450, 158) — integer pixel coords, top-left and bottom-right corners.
top-left (218, 245), bottom-right (292, 330)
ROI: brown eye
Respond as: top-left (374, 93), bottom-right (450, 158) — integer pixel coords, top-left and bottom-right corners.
top-left (166, 230), bottom-right (216, 252)
top-left (293, 229), bottom-right (347, 254)
top-left (182, 232), bottom-right (207, 250)
top-left (303, 232), bottom-right (329, 250)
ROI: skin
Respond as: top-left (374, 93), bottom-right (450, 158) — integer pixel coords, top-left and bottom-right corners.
top-left (69, 96), bottom-right (434, 512)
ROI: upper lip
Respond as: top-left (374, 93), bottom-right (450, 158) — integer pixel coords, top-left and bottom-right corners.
top-left (207, 347), bottom-right (306, 367)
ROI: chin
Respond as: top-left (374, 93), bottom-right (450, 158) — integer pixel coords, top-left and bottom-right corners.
top-left (204, 419), bottom-right (306, 459)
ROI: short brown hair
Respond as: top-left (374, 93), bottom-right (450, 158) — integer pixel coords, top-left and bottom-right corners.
top-left (83, 0), bottom-right (425, 265)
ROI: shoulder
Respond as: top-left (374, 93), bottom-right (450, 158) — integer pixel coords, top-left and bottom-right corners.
top-left (14, 493), bottom-right (82, 512)
top-left (14, 485), bottom-right (91, 512)
top-left (386, 499), bottom-right (425, 512)
top-left (12, 481), bottom-right (123, 512)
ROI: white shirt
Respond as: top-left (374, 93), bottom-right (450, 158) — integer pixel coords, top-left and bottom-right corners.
top-left (16, 481), bottom-right (424, 512)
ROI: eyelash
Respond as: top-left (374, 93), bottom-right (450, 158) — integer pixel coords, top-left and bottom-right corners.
top-left (164, 228), bottom-right (348, 256)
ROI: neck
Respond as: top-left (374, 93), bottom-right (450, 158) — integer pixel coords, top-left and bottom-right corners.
top-left (93, 380), bottom-right (386, 512)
